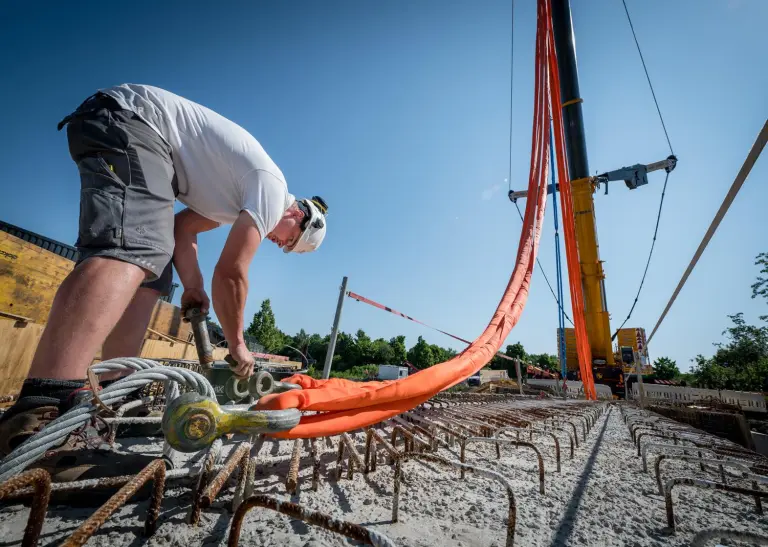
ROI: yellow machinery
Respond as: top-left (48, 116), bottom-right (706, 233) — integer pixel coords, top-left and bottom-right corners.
top-left (559, 327), bottom-right (652, 376)
top-left (511, 0), bottom-right (677, 396)
top-left (570, 178), bottom-right (615, 367)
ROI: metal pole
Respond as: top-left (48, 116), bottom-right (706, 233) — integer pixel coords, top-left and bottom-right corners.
top-left (514, 359), bottom-right (523, 395)
top-left (550, 0), bottom-right (589, 179)
top-left (322, 276), bottom-right (348, 379)
top-left (634, 351), bottom-right (646, 409)
top-left (549, 125), bottom-right (568, 381)
top-left (185, 307), bottom-right (214, 367)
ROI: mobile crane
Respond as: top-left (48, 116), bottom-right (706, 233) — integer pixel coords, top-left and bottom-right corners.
top-left (508, 0), bottom-right (676, 396)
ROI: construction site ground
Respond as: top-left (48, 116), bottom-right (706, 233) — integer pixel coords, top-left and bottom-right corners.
top-left (1, 401), bottom-right (767, 546)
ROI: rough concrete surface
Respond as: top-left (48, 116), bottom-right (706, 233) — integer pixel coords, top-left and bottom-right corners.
top-left (1, 406), bottom-right (767, 546)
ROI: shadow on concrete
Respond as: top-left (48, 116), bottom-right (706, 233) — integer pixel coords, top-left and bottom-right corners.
top-left (549, 407), bottom-right (611, 547)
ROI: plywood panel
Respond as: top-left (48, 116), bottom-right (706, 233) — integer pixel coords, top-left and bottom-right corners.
top-left (146, 300), bottom-right (192, 342)
top-left (138, 339), bottom-right (229, 361)
top-left (1, 232), bottom-right (191, 341)
top-left (0, 232), bottom-right (75, 323)
top-left (0, 318), bottom-right (44, 396)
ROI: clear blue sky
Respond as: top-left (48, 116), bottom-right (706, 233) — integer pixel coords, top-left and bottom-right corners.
top-left (1, 0), bottom-right (766, 371)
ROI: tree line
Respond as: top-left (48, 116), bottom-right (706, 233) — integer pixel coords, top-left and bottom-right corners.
top-left (239, 298), bottom-right (557, 379)
top-left (228, 251), bottom-right (767, 391)
top-left (651, 252), bottom-right (768, 392)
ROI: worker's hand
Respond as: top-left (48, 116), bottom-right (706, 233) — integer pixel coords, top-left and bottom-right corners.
top-left (180, 287), bottom-right (210, 316)
top-left (228, 343), bottom-right (256, 379)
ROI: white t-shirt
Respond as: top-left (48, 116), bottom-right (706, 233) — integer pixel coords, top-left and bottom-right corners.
top-left (100, 84), bottom-right (293, 238)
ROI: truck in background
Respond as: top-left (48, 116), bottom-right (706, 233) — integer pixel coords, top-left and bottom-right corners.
top-left (557, 326), bottom-right (653, 397)
top-left (377, 364), bottom-right (409, 381)
top-left (467, 372), bottom-right (482, 387)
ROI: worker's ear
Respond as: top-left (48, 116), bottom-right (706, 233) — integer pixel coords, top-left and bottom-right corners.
top-left (216, 211), bottom-right (262, 274)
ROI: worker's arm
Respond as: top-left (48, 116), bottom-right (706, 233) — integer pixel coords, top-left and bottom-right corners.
top-left (173, 208), bottom-right (221, 313)
top-left (212, 211), bottom-right (262, 377)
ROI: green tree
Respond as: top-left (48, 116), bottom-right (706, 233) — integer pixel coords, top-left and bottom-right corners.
top-left (334, 332), bottom-right (356, 371)
top-left (292, 329), bottom-right (310, 351)
top-left (372, 338), bottom-right (396, 364)
top-left (407, 336), bottom-right (436, 369)
top-left (489, 342), bottom-right (528, 378)
top-left (354, 329), bottom-right (374, 364)
top-left (245, 299), bottom-right (285, 353)
top-left (653, 357), bottom-right (680, 380)
top-left (529, 353), bottom-right (559, 373)
top-left (307, 334), bottom-right (328, 364)
top-left (431, 344), bottom-right (457, 364)
top-left (388, 335), bottom-right (407, 364)
top-left (751, 252), bottom-right (768, 321)
top-left (490, 342), bottom-right (526, 371)
top-left (506, 342), bottom-right (527, 360)
top-left (691, 313), bottom-right (768, 391)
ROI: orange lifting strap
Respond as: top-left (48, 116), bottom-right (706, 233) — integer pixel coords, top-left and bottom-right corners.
top-left (544, 0), bottom-right (597, 400)
top-left (254, 0), bottom-right (594, 439)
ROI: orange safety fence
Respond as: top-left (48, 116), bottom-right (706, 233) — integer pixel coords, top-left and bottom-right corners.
top-left (254, 0), bottom-right (593, 438)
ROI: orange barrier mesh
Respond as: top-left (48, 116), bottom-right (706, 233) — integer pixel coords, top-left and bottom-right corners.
top-left (254, 0), bottom-right (594, 438)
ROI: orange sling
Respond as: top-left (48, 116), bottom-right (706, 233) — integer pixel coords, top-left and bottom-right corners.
top-left (254, 0), bottom-right (593, 438)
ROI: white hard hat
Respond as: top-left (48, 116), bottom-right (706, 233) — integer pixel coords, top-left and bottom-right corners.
top-left (284, 196), bottom-right (328, 254)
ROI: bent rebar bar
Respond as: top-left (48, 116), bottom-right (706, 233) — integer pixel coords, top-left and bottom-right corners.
top-left (0, 468), bottom-right (51, 547)
top-left (61, 459), bottom-right (166, 547)
top-left (691, 528), bottom-right (768, 547)
top-left (664, 476), bottom-right (768, 531)
top-left (496, 426), bottom-right (560, 472)
top-left (228, 495), bottom-right (397, 546)
top-left (395, 452), bottom-right (516, 547)
top-left (461, 437), bottom-right (544, 494)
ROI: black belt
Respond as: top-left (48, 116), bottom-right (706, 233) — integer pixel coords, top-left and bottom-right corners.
top-left (57, 92), bottom-right (122, 131)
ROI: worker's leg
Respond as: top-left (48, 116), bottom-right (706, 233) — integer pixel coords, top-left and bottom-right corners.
top-left (0, 93), bottom-right (177, 477)
top-left (101, 261), bottom-right (174, 361)
top-left (27, 257), bottom-right (147, 380)
top-left (98, 262), bottom-right (173, 387)
top-left (101, 287), bottom-right (162, 361)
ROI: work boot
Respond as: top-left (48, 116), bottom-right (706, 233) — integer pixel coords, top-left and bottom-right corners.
top-left (0, 390), bottom-right (160, 506)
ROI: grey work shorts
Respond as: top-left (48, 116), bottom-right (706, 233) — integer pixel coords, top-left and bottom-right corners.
top-left (57, 93), bottom-right (177, 295)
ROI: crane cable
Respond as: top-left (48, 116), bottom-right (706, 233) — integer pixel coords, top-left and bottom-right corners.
top-left (621, 0), bottom-right (674, 156)
top-left (611, 0), bottom-right (675, 339)
top-left (508, 0), bottom-right (573, 327)
top-left (513, 202), bottom-right (574, 326)
top-left (648, 120), bottom-right (768, 343)
top-left (611, 170), bottom-right (669, 339)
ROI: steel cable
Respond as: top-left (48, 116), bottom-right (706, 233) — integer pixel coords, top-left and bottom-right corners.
top-left (513, 201), bottom-right (574, 326)
top-left (0, 358), bottom-right (215, 481)
top-left (621, 0), bottom-right (674, 155)
top-left (611, 170), bottom-right (670, 339)
top-left (611, 0), bottom-right (676, 337)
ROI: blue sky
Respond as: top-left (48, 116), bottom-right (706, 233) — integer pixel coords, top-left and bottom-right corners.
top-left (1, 0), bottom-right (766, 371)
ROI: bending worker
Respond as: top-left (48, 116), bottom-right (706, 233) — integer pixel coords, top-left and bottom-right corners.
top-left (0, 84), bottom-right (328, 484)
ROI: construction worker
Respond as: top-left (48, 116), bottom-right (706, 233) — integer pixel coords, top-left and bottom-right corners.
top-left (0, 84), bottom-right (328, 487)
